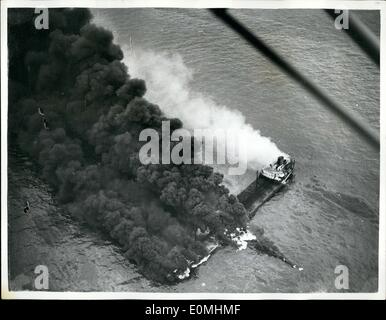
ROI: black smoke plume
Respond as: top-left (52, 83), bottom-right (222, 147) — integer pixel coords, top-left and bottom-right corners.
top-left (8, 8), bottom-right (252, 283)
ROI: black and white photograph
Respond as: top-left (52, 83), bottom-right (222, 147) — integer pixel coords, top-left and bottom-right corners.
top-left (1, 0), bottom-right (385, 299)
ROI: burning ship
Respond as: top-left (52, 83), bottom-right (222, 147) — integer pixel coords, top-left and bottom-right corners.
top-left (260, 155), bottom-right (295, 184)
top-left (237, 155), bottom-right (295, 219)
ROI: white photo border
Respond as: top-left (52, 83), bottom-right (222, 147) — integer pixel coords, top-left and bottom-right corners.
top-left (1, 0), bottom-right (385, 300)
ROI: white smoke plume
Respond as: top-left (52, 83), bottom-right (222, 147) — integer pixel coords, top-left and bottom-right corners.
top-left (125, 48), bottom-right (285, 173)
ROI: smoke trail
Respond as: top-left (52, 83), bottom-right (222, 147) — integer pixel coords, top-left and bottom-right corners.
top-left (8, 8), bottom-right (251, 284)
top-left (125, 49), bottom-right (286, 172)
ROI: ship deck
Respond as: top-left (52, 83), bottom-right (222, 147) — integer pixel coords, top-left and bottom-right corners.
top-left (237, 176), bottom-right (286, 219)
